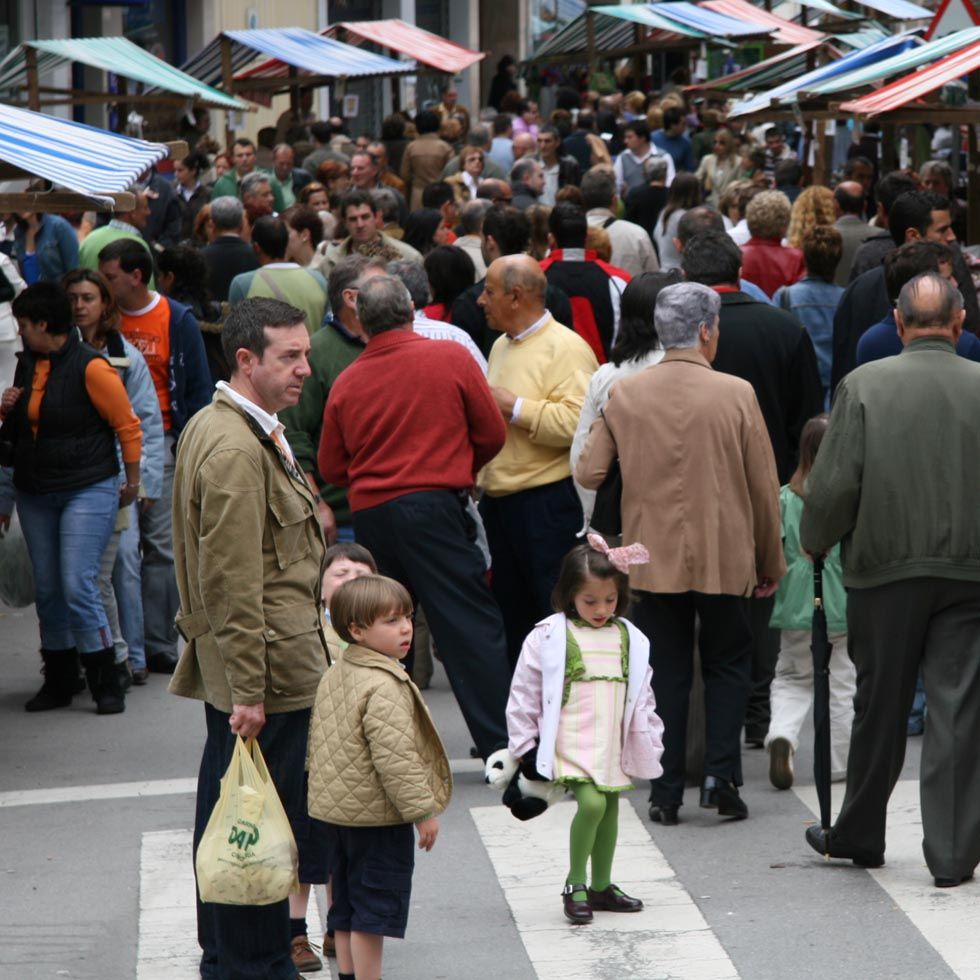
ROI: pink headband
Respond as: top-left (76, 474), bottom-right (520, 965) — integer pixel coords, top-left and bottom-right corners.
top-left (586, 533), bottom-right (650, 574)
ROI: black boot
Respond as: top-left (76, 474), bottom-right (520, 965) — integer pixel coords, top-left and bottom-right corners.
top-left (25, 648), bottom-right (79, 712)
top-left (82, 648), bottom-right (126, 715)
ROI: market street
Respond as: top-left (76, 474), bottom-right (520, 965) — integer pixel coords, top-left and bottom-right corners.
top-left (1, 598), bottom-right (976, 980)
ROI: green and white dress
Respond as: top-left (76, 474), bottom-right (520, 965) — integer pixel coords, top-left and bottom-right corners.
top-left (553, 619), bottom-right (633, 792)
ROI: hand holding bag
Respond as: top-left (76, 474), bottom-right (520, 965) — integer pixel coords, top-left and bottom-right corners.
top-left (195, 735), bottom-right (299, 906)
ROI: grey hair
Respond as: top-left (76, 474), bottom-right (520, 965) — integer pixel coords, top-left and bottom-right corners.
top-left (511, 157), bottom-right (540, 184)
top-left (580, 168), bottom-right (617, 210)
top-left (240, 171), bottom-right (271, 198)
top-left (370, 187), bottom-right (400, 223)
top-left (919, 159), bottom-right (953, 188)
top-left (467, 124), bottom-right (492, 149)
top-left (221, 297), bottom-right (305, 369)
top-left (643, 154), bottom-right (669, 182)
top-left (355, 274), bottom-right (414, 336)
top-left (210, 195), bottom-right (244, 232)
top-left (896, 271), bottom-right (963, 331)
top-left (655, 282), bottom-right (720, 350)
top-left (386, 259), bottom-right (430, 308)
top-left (461, 198), bottom-right (492, 235)
top-left (327, 254), bottom-right (386, 315)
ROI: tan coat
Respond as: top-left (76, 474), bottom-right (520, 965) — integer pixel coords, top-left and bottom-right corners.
top-left (400, 133), bottom-right (455, 211)
top-left (576, 348), bottom-right (785, 596)
top-left (307, 645), bottom-right (452, 827)
top-left (169, 391), bottom-right (328, 713)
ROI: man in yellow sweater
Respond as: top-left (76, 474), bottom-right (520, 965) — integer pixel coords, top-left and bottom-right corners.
top-left (478, 255), bottom-right (599, 666)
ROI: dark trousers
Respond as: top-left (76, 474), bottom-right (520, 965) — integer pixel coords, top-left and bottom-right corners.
top-left (633, 591), bottom-right (753, 807)
top-left (744, 595), bottom-right (781, 741)
top-left (194, 703), bottom-right (311, 980)
top-left (353, 490), bottom-right (510, 757)
top-left (832, 578), bottom-right (980, 878)
top-left (479, 478), bottom-right (582, 668)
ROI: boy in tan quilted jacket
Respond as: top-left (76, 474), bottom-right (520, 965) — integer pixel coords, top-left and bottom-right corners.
top-left (307, 575), bottom-right (452, 980)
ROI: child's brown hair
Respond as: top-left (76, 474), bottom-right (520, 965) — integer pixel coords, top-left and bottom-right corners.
top-left (790, 412), bottom-right (830, 496)
top-left (330, 575), bottom-right (413, 644)
top-left (551, 542), bottom-right (631, 619)
top-left (323, 541), bottom-right (378, 572)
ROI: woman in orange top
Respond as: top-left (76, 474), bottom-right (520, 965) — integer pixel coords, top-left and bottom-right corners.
top-left (0, 282), bottom-right (141, 715)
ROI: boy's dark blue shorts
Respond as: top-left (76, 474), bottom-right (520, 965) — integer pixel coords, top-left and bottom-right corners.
top-left (322, 821), bottom-right (415, 938)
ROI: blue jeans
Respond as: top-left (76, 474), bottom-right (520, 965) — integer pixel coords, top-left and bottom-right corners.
top-left (17, 476), bottom-right (118, 653)
top-left (140, 431), bottom-right (177, 657)
top-left (112, 501), bottom-right (146, 670)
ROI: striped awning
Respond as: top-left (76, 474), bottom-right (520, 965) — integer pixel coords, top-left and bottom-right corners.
top-left (807, 26), bottom-right (980, 94)
top-left (645, 2), bottom-right (773, 36)
top-left (692, 39), bottom-right (830, 92)
top-left (839, 36), bottom-right (980, 114)
top-left (848, 0), bottom-right (932, 18)
top-left (703, 0), bottom-right (825, 45)
top-left (0, 102), bottom-right (168, 205)
top-left (728, 30), bottom-right (920, 116)
top-left (325, 20), bottom-right (484, 74)
top-left (179, 27), bottom-right (416, 95)
top-left (0, 37), bottom-right (249, 110)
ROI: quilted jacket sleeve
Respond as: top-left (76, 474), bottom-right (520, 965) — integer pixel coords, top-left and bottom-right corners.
top-left (363, 678), bottom-right (439, 823)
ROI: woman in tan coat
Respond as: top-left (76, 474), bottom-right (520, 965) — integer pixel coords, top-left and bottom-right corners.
top-left (400, 110), bottom-right (455, 210)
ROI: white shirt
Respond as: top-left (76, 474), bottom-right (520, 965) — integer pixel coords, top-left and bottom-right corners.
top-left (507, 310), bottom-right (552, 423)
top-left (541, 162), bottom-right (560, 206)
top-left (412, 311), bottom-right (488, 374)
top-left (216, 380), bottom-right (295, 465)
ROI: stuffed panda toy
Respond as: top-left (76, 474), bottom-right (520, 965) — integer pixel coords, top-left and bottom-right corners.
top-left (484, 746), bottom-right (564, 820)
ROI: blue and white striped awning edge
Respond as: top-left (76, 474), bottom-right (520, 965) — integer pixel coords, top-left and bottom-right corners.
top-left (0, 103), bottom-right (168, 205)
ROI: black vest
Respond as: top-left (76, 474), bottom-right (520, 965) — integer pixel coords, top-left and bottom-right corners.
top-left (11, 329), bottom-right (119, 495)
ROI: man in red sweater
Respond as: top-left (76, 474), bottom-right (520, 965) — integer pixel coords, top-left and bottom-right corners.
top-left (318, 274), bottom-right (510, 757)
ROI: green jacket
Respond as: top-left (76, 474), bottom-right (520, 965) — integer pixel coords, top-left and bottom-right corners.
top-left (228, 264), bottom-right (327, 336)
top-left (169, 390), bottom-right (328, 713)
top-left (771, 485), bottom-right (847, 631)
top-left (801, 338), bottom-right (980, 589)
top-left (280, 317), bottom-right (365, 527)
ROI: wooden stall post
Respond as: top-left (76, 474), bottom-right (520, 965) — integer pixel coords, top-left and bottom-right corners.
top-left (25, 46), bottom-right (40, 112)
top-left (586, 9), bottom-right (597, 74)
top-left (969, 70), bottom-right (980, 246)
top-left (221, 35), bottom-right (236, 152)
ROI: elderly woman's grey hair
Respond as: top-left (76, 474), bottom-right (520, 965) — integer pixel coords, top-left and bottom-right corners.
top-left (386, 259), bottom-right (430, 309)
top-left (655, 282), bottom-right (721, 349)
top-left (643, 154), bottom-right (669, 183)
top-left (356, 274), bottom-right (414, 337)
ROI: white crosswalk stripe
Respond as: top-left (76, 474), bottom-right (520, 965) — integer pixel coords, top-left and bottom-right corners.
top-left (471, 799), bottom-right (740, 980)
top-left (793, 779), bottom-right (980, 980)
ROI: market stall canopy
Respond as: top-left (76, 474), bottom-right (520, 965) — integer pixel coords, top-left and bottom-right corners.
top-left (839, 34), bottom-right (980, 113)
top-left (0, 102), bottom-right (169, 209)
top-left (527, 1), bottom-right (778, 63)
top-left (702, 0), bottom-right (824, 45)
top-left (0, 36), bottom-right (250, 110)
top-left (691, 39), bottom-right (830, 92)
top-left (807, 25), bottom-right (980, 94)
top-left (323, 19), bottom-right (485, 74)
top-left (845, 0), bottom-right (932, 18)
top-left (727, 30), bottom-right (919, 116)
top-left (179, 27), bottom-right (417, 96)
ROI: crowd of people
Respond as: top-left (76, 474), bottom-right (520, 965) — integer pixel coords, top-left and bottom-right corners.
top-left (2, 72), bottom-right (980, 980)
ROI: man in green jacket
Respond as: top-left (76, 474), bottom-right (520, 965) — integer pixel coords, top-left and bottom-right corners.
top-left (801, 272), bottom-right (980, 889)
top-left (280, 254), bottom-right (387, 544)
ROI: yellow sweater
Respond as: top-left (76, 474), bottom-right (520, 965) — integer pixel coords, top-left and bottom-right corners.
top-left (479, 317), bottom-right (598, 497)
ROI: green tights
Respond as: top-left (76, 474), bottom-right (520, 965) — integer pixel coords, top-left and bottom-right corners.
top-left (566, 783), bottom-right (620, 901)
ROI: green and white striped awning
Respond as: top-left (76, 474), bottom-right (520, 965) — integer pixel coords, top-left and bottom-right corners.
top-left (0, 37), bottom-right (250, 110)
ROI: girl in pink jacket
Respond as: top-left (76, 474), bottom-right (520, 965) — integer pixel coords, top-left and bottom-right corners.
top-left (506, 535), bottom-right (665, 925)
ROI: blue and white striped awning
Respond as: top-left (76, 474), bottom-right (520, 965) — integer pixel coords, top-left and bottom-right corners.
top-left (728, 30), bottom-right (919, 116)
top-left (848, 0), bottom-right (932, 19)
top-left (0, 103), bottom-right (168, 205)
top-left (179, 27), bottom-right (416, 95)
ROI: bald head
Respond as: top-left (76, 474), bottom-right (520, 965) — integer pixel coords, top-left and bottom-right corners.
top-left (512, 132), bottom-right (537, 161)
top-left (834, 180), bottom-right (865, 217)
top-left (895, 271), bottom-right (964, 345)
top-left (479, 254), bottom-right (548, 335)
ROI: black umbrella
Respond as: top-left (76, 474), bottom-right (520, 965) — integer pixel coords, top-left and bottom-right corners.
top-left (811, 556), bottom-right (833, 830)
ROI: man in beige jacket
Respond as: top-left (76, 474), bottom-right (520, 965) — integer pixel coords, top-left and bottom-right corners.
top-left (171, 297), bottom-right (329, 979)
top-left (577, 281), bottom-right (784, 825)
top-left (400, 110), bottom-right (455, 211)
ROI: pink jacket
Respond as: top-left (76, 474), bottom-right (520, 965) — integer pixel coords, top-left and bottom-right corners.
top-left (506, 613), bottom-right (664, 780)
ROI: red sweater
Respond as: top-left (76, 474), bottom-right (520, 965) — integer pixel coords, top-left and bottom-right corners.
top-left (318, 329), bottom-right (507, 511)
